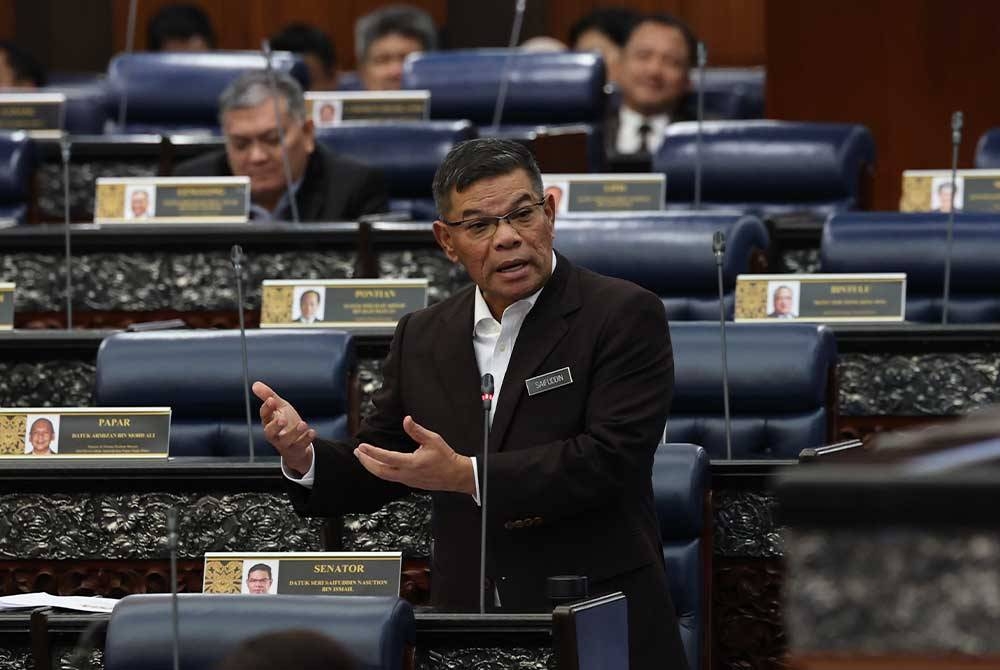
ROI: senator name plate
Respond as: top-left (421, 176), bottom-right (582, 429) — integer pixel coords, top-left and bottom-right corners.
top-left (0, 283), bottom-right (12, 330)
top-left (735, 273), bottom-right (906, 323)
top-left (543, 173), bottom-right (665, 213)
top-left (0, 407), bottom-right (171, 458)
top-left (0, 93), bottom-right (65, 138)
top-left (306, 90), bottom-right (430, 126)
top-left (203, 552), bottom-right (402, 596)
top-left (260, 279), bottom-right (429, 328)
top-left (901, 169), bottom-right (1000, 213)
top-left (94, 176), bottom-right (250, 224)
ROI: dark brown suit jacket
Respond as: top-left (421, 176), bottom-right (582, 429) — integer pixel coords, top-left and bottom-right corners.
top-left (286, 253), bottom-right (686, 670)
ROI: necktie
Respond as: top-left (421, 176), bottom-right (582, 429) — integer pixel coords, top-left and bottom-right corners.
top-left (638, 120), bottom-right (653, 153)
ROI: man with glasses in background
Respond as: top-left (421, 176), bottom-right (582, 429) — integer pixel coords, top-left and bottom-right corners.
top-left (253, 138), bottom-right (686, 670)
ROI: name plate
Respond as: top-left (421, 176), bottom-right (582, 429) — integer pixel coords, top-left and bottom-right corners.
top-left (260, 279), bottom-right (428, 328)
top-left (735, 273), bottom-right (907, 323)
top-left (900, 169), bottom-right (1000, 213)
top-left (0, 283), bottom-right (12, 330)
top-left (203, 552), bottom-right (402, 596)
top-left (543, 174), bottom-right (664, 213)
top-left (94, 177), bottom-right (250, 224)
top-left (0, 93), bottom-right (65, 138)
top-left (306, 90), bottom-right (430, 126)
top-left (0, 407), bottom-right (171, 458)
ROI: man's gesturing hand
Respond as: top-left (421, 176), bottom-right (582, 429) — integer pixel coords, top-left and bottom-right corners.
top-left (354, 416), bottom-right (476, 496)
top-left (252, 381), bottom-right (315, 476)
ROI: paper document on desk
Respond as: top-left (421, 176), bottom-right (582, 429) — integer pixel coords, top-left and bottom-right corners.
top-left (0, 593), bottom-right (118, 613)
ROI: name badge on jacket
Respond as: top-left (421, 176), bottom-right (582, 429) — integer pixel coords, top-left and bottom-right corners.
top-left (525, 367), bottom-right (573, 396)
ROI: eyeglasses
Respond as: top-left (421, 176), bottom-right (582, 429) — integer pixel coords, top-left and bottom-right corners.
top-left (442, 199), bottom-right (547, 241)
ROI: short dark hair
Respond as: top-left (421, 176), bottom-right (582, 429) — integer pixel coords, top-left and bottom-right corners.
top-left (271, 23), bottom-right (336, 72)
top-left (300, 290), bottom-right (321, 304)
top-left (568, 8), bottom-right (640, 49)
top-left (432, 138), bottom-right (543, 218)
top-left (626, 13), bottom-right (698, 69)
top-left (247, 563), bottom-right (272, 579)
top-left (214, 630), bottom-right (358, 670)
top-left (0, 41), bottom-right (46, 87)
top-left (355, 5), bottom-right (437, 63)
top-left (147, 4), bottom-right (216, 51)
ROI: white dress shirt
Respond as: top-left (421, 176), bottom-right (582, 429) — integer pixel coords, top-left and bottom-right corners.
top-left (615, 105), bottom-right (670, 155)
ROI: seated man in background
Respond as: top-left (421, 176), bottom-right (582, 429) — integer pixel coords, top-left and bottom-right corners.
top-left (173, 71), bottom-right (388, 221)
top-left (147, 3), bottom-right (216, 52)
top-left (607, 13), bottom-right (698, 159)
top-left (215, 630), bottom-right (357, 670)
top-left (270, 23), bottom-right (339, 91)
top-left (568, 7), bottom-right (639, 87)
top-left (354, 4), bottom-right (437, 90)
top-left (0, 41), bottom-right (45, 88)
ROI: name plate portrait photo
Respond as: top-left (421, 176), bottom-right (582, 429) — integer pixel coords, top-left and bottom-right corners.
top-left (0, 283), bottom-right (13, 330)
top-left (94, 177), bottom-right (251, 224)
top-left (900, 169), bottom-right (1000, 213)
top-left (0, 93), bottom-right (65, 138)
top-left (0, 407), bottom-right (171, 458)
top-left (306, 90), bottom-right (430, 126)
top-left (735, 273), bottom-right (906, 323)
top-left (202, 552), bottom-right (402, 597)
top-left (543, 174), bottom-right (665, 213)
top-left (260, 279), bottom-right (429, 328)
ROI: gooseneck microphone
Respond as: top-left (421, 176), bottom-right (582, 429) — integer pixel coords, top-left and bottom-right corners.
top-left (479, 373), bottom-right (494, 615)
top-left (694, 42), bottom-right (707, 210)
top-left (490, 0), bottom-right (527, 132)
top-left (942, 110), bottom-right (963, 325)
top-left (167, 508), bottom-right (180, 670)
top-left (713, 232), bottom-right (733, 460)
top-left (60, 136), bottom-right (73, 330)
top-left (261, 39), bottom-right (301, 224)
top-left (231, 244), bottom-right (255, 463)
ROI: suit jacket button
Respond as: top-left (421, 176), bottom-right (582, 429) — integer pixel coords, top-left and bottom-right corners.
top-left (504, 521), bottom-right (513, 530)
top-left (533, 516), bottom-right (543, 526)
top-left (513, 519), bottom-right (525, 529)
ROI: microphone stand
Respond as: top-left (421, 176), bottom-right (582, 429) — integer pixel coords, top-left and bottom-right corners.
top-left (261, 39), bottom-right (301, 224)
top-left (713, 231), bottom-right (733, 460)
top-left (60, 136), bottom-right (73, 330)
top-left (479, 373), bottom-right (494, 615)
top-left (490, 0), bottom-right (527, 132)
top-left (117, 0), bottom-right (138, 129)
top-left (231, 245), bottom-right (255, 463)
top-left (694, 42), bottom-right (707, 210)
top-left (167, 508), bottom-right (180, 670)
top-left (942, 110), bottom-right (963, 325)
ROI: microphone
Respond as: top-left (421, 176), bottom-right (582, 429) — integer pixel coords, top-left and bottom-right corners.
top-left (167, 508), bottom-right (181, 670)
top-left (694, 42), bottom-right (707, 210)
top-left (941, 110), bottom-right (963, 325)
top-left (479, 373), bottom-right (494, 615)
top-left (713, 231), bottom-right (733, 460)
top-left (261, 39), bottom-right (301, 224)
top-left (60, 136), bottom-right (73, 330)
top-left (231, 244), bottom-right (255, 463)
top-left (117, 0), bottom-right (139, 129)
top-left (490, 0), bottom-right (528, 131)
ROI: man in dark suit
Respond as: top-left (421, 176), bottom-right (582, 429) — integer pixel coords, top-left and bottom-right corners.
top-left (252, 138), bottom-right (687, 670)
top-left (173, 71), bottom-right (388, 221)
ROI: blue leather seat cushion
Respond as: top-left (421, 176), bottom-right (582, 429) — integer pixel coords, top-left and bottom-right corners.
top-left (668, 411), bottom-right (828, 460)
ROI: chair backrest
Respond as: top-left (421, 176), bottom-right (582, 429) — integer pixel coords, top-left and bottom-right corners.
top-left (554, 211), bottom-right (769, 320)
top-left (104, 594), bottom-right (415, 670)
top-left (653, 120), bottom-right (875, 215)
top-left (0, 131), bottom-right (35, 223)
top-left (669, 323), bottom-right (837, 459)
top-left (95, 329), bottom-right (354, 457)
top-left (974, 127), bottom-right (1000, 168)
top-left (315, 120), bottom-right (477, 219)
top-left (654, 443), bottom-right (710, 670)
top-left (821, 212), bottom-right (1000, 323)
top-left (683, 66), bottom-right (765, 120)
top-left (402, 50), bottom-right (606, 125)
top-left (41, 83), bottom-right (112, 134)
top-left (105, 51), bottom-right (309, 132)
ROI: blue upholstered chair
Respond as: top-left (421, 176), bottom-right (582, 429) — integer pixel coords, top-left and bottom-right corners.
top-left (821, 212), bottom-right (1000, 323)
top-left (653, 120), bottom-right (876, 215)
top-left (105, 51), bottom-right (309, 134)
top-left (0, 131), bottom-right (35, 224)
top-left (95, 330), bottom-right (355, 458)
top-left (685, 67), bottom-right (765, 120)
top-left (974, 128), bottom-right (1000, 168)
top-left (654, 443), bottom-right (711, 670)
top-left (554, 211), bottom-right (769, 320)
top-left (316, 120), bottom-right (477, 220)
top-left (668, 323), bottom-right (838, 459)
top-left (104, 594), bottom-right (415, 670)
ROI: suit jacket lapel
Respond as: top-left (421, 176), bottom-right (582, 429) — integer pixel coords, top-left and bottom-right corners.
top-left (489, 254), bottom-right (580, 452)
top-left (431, 286), bottom-right (484, 454)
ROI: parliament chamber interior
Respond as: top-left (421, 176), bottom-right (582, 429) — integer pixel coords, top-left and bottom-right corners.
top-left (0, 1), bottom-right (998, 669)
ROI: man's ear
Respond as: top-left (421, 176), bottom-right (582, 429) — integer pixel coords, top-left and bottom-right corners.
top-left (432, 220), bottom-right (460, 263)
top-left (302, 118), bottom-right (316, 153)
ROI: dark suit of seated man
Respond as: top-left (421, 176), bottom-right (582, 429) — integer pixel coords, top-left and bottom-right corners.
top-left (173, 70), bottom-right (388, 222)
top-left (251, 138), bottom-right (688, 670)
